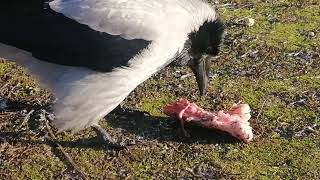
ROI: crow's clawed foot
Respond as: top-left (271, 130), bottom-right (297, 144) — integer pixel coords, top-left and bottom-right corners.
top-left (108, 141), bottom-right (128, 151)
top-left (92, 124), bottom-right (128, 151)
top-left (113, 104), bottom-right (151, 117)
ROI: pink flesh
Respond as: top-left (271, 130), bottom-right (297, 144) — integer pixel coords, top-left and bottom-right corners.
top-left (163, 99), bottom-right (253, 143)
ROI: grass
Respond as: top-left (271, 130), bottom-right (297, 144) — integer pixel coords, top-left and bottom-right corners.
top-left (1, 0), bottom-right (320, 179)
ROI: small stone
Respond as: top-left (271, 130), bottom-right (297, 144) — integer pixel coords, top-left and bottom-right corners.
top-left (180, 73), bottom-right (192, 79)
top-left (308, 32), bottom-right (315, 37)
top-left (246, 18), bottom-right (255, 27)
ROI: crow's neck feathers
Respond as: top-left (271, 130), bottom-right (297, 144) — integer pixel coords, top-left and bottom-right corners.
top-left (172, 18), bottom-right (225, 66)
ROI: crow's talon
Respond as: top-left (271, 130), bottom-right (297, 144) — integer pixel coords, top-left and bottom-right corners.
top-left (92, 124), bottom-right (131, 151)
top-left (113, 105), bottom-right (150, 117)
top-left (140, 111), bottom-right (151, 116)
top-left (108, 142), bottom-right (128, 151)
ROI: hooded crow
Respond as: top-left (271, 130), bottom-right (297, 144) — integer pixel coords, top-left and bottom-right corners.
top-left (0, 0), bottom-right (225, 147)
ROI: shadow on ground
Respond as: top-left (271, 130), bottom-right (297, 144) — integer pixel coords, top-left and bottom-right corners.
top-left (1, 103), bottom-right (240, 152)
top-left (107, 110), bottom-right (240, 144)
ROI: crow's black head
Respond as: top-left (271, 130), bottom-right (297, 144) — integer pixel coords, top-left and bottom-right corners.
top-left (189, 18), bottom-right (225, 58)
top-left (174, 18), bottom-right (225, 95)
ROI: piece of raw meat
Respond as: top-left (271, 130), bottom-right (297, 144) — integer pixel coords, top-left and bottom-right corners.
top-left (163, 99), bottom-right (253, 143)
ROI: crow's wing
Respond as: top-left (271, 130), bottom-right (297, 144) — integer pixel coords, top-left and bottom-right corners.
top-left (49, 0), bottom-right (215, 41)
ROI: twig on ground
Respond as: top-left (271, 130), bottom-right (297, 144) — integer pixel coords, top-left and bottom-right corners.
top-left (45, 120), bottom-right (88, 180)
top-left (256, 99), bottom-right (267, 121)
top-left (0, 112), bottom-right (16, 115)
top-left (8, 146), bottom-right (40, 164)
top-left (18, 109), bottom-right (34, 128)
top-left (7, 82), bottom-right (20, 98)
top-left (185, 168), bottom-right (203, 178)
top-left (0, 172), bottom-right (10, 178)
top-left (252, 99), bottom-right (267, 138)
top-left (0, 82), bottom-right (10, 93)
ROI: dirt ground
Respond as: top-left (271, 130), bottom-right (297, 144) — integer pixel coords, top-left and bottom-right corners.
top-left (1, 0), bottom-right (319, 179)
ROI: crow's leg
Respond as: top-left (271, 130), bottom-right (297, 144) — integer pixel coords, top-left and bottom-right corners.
top-left (92, 124), bottom-right (116, 143)
top-left (91, 124), bottom-right (126, 150)
top-left (180, 119), bottom-right (190, 137)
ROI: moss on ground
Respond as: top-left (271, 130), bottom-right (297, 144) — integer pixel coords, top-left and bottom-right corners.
top-left (221, 1), bottom-right (320, 51)
top-left (3, 146), bottom-right (65, 179)
top-left (1, 0), bottom-right (320, 179)
top-left (208, 138), bottom-right (320, 179)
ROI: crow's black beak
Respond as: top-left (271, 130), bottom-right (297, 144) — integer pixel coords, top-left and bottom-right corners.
top-left (191, 55), bottom-right (210, 95)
